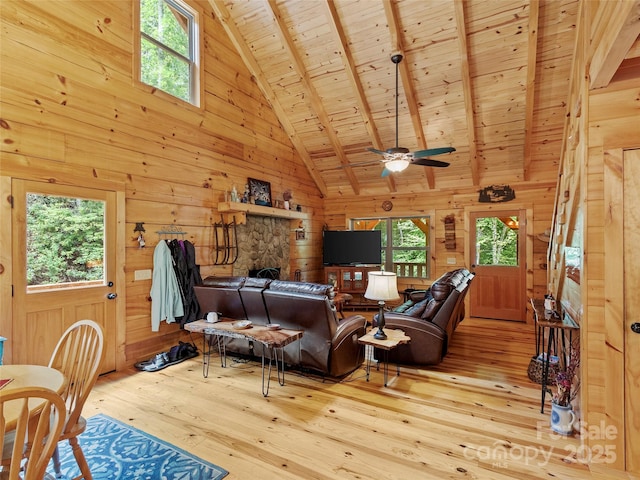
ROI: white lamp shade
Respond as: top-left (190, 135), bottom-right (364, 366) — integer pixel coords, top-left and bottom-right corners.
top-left (364, 271), bottom-right (400, 301)
top-left (384, 158), bottom-right (410, 172)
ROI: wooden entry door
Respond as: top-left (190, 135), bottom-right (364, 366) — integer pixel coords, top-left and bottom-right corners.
top-left (469, 210), bottom-right (526, 321)
top-left (11, 180), bottom-right (118, 373)
top-left (623, 149), bottom-right (640, 474)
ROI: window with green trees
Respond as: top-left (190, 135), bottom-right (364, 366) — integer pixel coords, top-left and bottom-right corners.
top-left (474, 216), bottom-right (519, 266)
top-left (352, 217), bottom-right (430, 278)
top-left (26, 194), bottom-right (105, 288)
top-left (139, 0), bottom-right (199, 104)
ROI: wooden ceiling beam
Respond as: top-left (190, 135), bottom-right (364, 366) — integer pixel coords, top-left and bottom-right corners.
top-left (453, 0), bottom-right (479, 186)
top-left (523, 0), bottom-right (540, 181)
top-left (323, 0), bottom-right (397, 193)
top-left (207, 0), bottom-right (329, 198)
top-left (589, 0), bottom-right (640, 89)
top-left (383, 0), bottom-right (436, 190)
top-left (264, 0), bottom-right (361, 196)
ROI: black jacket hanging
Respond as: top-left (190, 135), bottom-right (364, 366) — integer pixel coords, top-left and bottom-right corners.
top-left (182, 239), bottom-right (202, 324)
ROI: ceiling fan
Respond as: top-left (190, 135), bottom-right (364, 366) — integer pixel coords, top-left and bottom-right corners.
top-left (366, 54), bottom-right (455, 177)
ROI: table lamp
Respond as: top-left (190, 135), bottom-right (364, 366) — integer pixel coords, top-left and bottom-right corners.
top-left (364, 271), bottom-right (400, 340)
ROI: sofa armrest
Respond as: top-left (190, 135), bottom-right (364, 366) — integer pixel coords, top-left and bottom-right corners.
top-left (376, 313), bottom-right (445, 338)
top-left (373, 312), bottom-right (447, 365)
top-left (330, 314), bottom-right (368, 377)
top-left (334, 314), bottom-right (368, 341)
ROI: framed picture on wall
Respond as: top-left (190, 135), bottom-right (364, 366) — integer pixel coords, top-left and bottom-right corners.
top-left (248, 178), bottom-right (272, 207)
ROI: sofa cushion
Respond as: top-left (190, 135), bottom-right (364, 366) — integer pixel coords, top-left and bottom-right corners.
top-left (421, 298), bottom-right (443, 321)
top-left (268, 280), bottom-right (333, 296)
top-left (243, 277), bottom-right (272, 288)
top-left (430, 282), bottom-right (452, 300)
top-left (409, 290), bottom-right (429, 302)
top-left (393, 299), bottom-right (415, 313)
top-left (202, 276), bottom-right (245, 288)
top-left (404, 298), bottom-right (428, 317)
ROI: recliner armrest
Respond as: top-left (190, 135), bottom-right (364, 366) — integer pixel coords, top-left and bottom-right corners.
top-left (334, 314), bottom-right (368, 341)
top-left (374, 312), bottom-right (445, 338)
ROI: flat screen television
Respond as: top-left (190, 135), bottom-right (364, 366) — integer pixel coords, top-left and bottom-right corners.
top-left (322, 230), bottom-right (382, 266)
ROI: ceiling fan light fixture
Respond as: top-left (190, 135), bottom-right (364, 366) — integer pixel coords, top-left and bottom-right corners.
top-left (365, 53), bottom-right (454, 176)
top-left (385, 156), bottom-right (411, 172)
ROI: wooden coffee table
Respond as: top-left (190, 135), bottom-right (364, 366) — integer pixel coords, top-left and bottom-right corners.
top-left (358, 328), bottom-right (410, 386)
top-left (184, 319), bottom-right (303, 396)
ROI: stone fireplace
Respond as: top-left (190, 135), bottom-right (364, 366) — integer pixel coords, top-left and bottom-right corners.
top-left (232, 216), bottom-right (291, 279)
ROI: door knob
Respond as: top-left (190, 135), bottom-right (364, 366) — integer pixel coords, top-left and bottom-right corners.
top-left (107, 293), bottom-right (117, 300)
top-left (631, 323), bottom-right (640, 334)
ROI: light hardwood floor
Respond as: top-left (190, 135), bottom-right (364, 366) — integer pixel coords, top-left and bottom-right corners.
top-left (84, 317), bottom-right (616, 479)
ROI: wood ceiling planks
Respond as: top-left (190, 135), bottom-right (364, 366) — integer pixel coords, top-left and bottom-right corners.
top-left (210, 0), bottom-right (585, 197)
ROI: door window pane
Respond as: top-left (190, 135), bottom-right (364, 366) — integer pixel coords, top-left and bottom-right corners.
top-left (26, 194), bottom-right (106, 288)
top-left (474, 216), bottom-right (519, 266)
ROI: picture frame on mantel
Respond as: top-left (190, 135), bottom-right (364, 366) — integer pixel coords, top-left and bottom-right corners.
top-left (248, 178), bottom-right (272, 207)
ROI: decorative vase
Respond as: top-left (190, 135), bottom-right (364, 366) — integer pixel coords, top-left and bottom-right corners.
top-left (550, 402), bottom-right (575, 435)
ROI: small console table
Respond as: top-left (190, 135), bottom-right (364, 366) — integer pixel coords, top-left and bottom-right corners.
top-left (184, 319), bottom-right (303, 397)
top-left (358, 328), bottom-right (410, 386)
top-left (530, 298), bottom-right (579, 413)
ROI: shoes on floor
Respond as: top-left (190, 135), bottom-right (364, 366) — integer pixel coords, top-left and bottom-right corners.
top-left (135, 342), bottom-right (198, 372)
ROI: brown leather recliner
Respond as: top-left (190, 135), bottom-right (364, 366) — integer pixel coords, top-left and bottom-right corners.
top-left (374, 268), bottom-right (474, 365)
top-left (262, 280), bottom-right (367, 377)
top-left (193, 277), bottom-right (367, 377)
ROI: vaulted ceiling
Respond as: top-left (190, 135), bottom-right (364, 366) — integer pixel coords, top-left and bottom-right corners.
top-left (209, 0), bottom-right (635, 198)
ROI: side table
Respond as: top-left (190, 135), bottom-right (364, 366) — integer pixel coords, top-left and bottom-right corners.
top-left (530, 298), bottom-right (579, 413)
top-left (358, 328), bottom-right (410, 386)
top-left (332, 293), bottom-right (353, 318)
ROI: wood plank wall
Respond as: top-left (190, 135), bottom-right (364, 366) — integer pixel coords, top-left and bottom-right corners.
top-left (324, 182), bottom-right (556, 300)
top-left (0, 1), bottom-right (565, 369)
top-left (0, 0), bottom-right (325, 365)
top-left (582, 82), bottom-right (640, 472)
top-left (550, 0), bottom-right (640, 472)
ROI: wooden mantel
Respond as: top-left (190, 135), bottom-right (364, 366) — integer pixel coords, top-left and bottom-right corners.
top-left (217, 201), bottom-right (309, 224)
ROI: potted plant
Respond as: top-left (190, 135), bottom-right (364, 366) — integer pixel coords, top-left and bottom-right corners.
top-left (550, 340), bottom-right (580, 435)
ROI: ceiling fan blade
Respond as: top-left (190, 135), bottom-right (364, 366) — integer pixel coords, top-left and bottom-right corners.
top-left (412, 146), bottom-right (456, 158)
top-left (367, 147), bottom-right (387, 156)
top-left (326, 159), bottom-right (383, 170)
top-left (411, 158), bottom-right (450, 167)
top-left (381, 167), bottom-right (392, 177)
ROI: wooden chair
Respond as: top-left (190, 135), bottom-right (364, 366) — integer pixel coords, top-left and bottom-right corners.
top-left (48, 320), bottom-right (104, 480)
top-left (1, 386), bottom-right (66, 480)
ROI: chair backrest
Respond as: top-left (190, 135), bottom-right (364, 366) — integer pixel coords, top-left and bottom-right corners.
top-left (1, 386), bottom-right (66, 480)
top-left (48, 320), bottom-right (104, 434)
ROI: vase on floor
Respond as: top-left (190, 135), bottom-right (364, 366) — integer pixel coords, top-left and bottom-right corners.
top-left (550, 402), bottom-right (575, 435)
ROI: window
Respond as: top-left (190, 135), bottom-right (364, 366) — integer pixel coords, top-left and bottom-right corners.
top-left (352, 217), bottom-right (430, 279)
top-left (26, 193), bottom-right (106, 290)
top-left (138, 0), bottom-right (200, 105)
top-left (474, 216), bottom-right (519, 266)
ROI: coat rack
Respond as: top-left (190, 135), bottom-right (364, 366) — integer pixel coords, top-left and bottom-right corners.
top-left (213, 216), bottom-right (238, 265)
top-left (156, 225), bottom-right (188, 240)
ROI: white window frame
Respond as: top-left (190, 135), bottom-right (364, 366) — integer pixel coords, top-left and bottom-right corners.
top-left (135, 0), bottom-right (203, 107)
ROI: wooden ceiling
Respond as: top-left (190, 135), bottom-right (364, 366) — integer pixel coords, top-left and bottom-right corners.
top-left (209, 0), bottom-right (634, 198)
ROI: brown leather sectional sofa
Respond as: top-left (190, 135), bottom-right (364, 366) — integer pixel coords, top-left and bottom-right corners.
top-left (374, 268), bottom-right (475, 365)
top-left (193, 277), bottom-right (367, 377)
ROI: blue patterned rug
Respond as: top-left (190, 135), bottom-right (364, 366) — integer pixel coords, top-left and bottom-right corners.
top-left (47, 413), bottom-right (228, 480)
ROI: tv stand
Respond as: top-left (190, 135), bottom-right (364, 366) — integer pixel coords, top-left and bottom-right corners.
top-left (324, 266), bottom-right (379, 310)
